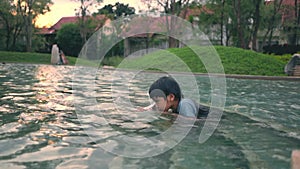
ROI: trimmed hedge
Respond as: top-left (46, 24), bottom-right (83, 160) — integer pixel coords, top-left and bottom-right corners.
top-left (263, 45), bottom-right (300, 55)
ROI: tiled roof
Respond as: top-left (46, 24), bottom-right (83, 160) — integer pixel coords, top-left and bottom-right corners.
top-left (36, 27), bottom-right (54, 35)
top-left (37, 15), bottom-right (108, 35)
top-left (121, 15), bottom-right (196, 38)
top-left (180, 6), bottom-right (213, 19)
top-left (50, 16), bottom-right (79, 30)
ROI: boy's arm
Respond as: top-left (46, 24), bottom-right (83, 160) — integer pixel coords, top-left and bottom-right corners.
top-left (137, 103), bottom-right (155, 111)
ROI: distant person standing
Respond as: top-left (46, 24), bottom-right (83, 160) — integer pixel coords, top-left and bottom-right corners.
top-left (51, 44), bottom-right (60, 64)
top-left (59, 50), bottom-right (69, 65)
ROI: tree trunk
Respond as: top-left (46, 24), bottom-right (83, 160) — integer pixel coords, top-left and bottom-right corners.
top-left (298, 0), bottom-right (300, 44)
top-left (169, 0), bottom-right (178, 48)
top-left (159, 0), bottom-right (189, 48)
top-left (237, 0), bottom-right (245, 48)
top-left (12, 22), bottom-right (23, 50)
top-left (290, 0), bottom-right (298, 45)
top-left (168, 14), bottom-right (179, 48)
top-left (124, 38), bottom-right (130, 57)
top-left (292, 0), bottom-right (300, 45)
top-left (220, 0), bottom-right (225, 46)
top-left (233, 0), bottom-right (245, 48)
top-left (25, 15), bottom-right (32, 52)
top-left (80, 15), bottom-right (87, 44)
top-left (168, 37), bottom-right (178, 48)
top-left (4, 19), bottom-right (11, 50)
top-left (146, 34), bottom-right (150, 54)
top-left (251, 0), bottom-right (262, 51)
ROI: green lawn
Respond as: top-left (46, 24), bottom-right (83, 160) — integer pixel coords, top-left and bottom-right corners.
top-left (118, 46), bottom-right (288, 76)
top-left (0, 46), bottom-right (290, 76)
top-left (0, 51), bottom-right (77, 65)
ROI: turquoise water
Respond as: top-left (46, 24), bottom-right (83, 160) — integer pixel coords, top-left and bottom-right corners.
top-left (0, 64), bottom-right (299, 169)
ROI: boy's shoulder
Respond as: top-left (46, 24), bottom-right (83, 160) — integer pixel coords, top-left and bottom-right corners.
top-left (180, 98), bottom-right (197, 105)
top-left (178, 98), bottom-right (198, 117)
top-left (180, 98), bottom-right (210, 118)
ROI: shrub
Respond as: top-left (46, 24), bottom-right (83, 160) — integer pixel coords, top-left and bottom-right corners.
top-left (56, 23), bottom-right (83, 57)
top-left (102, 56), bottom-right (124, 66)
top-left (263, 44), bottom-right (300, 55)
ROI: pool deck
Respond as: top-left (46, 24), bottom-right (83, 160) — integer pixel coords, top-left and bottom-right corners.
top-left (102, 66), bottom-right (300, 81)
top-left (206, 73), bottom-right (300, 81)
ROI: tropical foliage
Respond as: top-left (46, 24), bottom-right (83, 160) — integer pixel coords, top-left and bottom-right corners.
top-left (198, 0), bottom-right (300, 51)
top-left (56, 23), bottom-right (82, 57)
top-left (0, 0), bottom-right (52, 52)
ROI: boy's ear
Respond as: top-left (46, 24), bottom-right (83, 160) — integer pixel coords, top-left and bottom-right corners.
top-left (167, 94), bottom-right (175, 101)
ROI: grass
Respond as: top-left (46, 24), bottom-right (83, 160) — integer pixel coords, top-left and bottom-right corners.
top-left (0, 51), bottom-right (77, 65)
top-left (118, 46), bottom-right (288, 76)
top-left (0, 46), bottom-right (290, 76)
top-left (0, 51), bottom-right (121, 67)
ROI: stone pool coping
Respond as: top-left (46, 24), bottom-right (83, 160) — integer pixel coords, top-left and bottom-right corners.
top-left (102, 66), bottom-right (300, 81)
top-left (199, 73), bottom-right (300, 81)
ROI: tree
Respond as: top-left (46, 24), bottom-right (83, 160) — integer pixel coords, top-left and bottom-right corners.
top-left (291, 0), bottom-right (300, 45)
top-left (141, 0), bottom-right (192, 48)
top-left (0, 0), bottom-right (24, 51)
top-left (114, 2), bottom-right (135, 18)
top-left (95, 2), bottom-right (135, 19)
top-left (199, 0), bottom-right (235, 46)
top-left (199, 0), bottom-right (231, 45)
top-left (56, 23), bottom-right (82, 57)
top-left (250, 0), bottom-right (263, 51)
top-left (17, 0), bottom-right (52, 52)
top-left (96, 4), bottom-right (114, 17)
top-left (260, 0), bottom-right (283, 50)
top-left (0, 0), bottom-right (16, 50)
top-left (200, 0), bottom-right (264, 49)
top-left (220, 0), bottom-right (226, 46)
top-left (72, 0), bottom-right (102, 44)
top-left (232, 0), bottom-right (246, 48)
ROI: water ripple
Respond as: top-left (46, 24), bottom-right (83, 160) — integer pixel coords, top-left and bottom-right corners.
top-left (0, 64), bottom-right (299, 168)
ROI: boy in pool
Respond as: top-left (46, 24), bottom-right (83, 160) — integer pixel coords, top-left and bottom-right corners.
top-left (146, 76), bottom-right (209, 118)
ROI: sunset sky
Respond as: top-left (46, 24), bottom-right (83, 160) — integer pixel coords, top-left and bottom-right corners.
top-left (35, 0), bottom-right (148, 28)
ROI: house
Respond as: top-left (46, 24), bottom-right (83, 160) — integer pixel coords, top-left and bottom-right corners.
top-left (36, 16), bottom-right (81, 47)
top-left (121, 7), bottom-right (206, 57)
top-left (121, 16), bottom-right (170, 57)
top-left (36, 15), bottom-right (108, 52)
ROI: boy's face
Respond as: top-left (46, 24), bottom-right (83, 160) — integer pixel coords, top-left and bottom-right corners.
top-left (152, 94), bottom-right (175, 112)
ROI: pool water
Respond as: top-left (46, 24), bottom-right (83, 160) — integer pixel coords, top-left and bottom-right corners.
top-left (0, 64), bottom-right (299, 169)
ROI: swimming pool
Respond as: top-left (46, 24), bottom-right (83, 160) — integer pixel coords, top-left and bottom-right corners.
top-left (0, 64), bottom-right (299, 169)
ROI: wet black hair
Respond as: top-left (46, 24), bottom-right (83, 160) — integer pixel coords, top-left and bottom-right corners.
top-left (148, 76), bottom-right (182, 100)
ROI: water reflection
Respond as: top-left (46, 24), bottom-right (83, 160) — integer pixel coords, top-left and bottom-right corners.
top-left (0, 64), bottom-right (299, 169)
